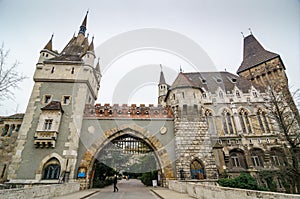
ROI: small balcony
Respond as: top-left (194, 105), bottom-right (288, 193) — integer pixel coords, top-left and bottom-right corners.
top-left (34, 131), bottom-right (58, 148)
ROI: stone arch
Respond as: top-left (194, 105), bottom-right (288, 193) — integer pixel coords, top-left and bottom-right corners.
top-left (249, 147), bottom-right (265, 168)
top-left (35, 153), bottom-right (64, 180)
top-left (80, 124), bottom-right (174, 182)
top-left (190, 158), bottom-right (206, 179)
top-left (227, 148), bottom-right (248, 170)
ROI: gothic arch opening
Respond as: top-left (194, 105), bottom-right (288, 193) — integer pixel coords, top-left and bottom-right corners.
top-left (42, 158), bottom-right (61, 180)
top-left (91, 133), bottom-right (161, 187)
top-left (190, 158), bottom-right (206, 179)
top-left (79, 125), bottom-right (174, 188)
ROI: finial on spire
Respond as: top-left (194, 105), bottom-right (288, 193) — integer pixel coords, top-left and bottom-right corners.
top-left (79, 11), bottom-right (89, 35)
top-left (248, 28), bottom-right (253, 35)
top-left (179, 65), bottom-right (183, 73)
top-left (241, 32), bottom-right (245, 38)
top-left (87, 33), bottom-right (89, 38)
top-left (160, 64), bottom-right (162, 71)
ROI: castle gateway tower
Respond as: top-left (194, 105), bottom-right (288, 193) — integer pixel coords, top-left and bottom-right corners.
top-left (8, 13), bottom-right (101, 183)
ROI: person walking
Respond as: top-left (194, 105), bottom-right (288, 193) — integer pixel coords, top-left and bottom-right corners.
top-left (113, 174), bottom-right (118, 192)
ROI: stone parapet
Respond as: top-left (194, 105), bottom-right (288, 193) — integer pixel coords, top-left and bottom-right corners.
top-left (0, 182), bottom-right (80, 199)
top-left (168, 180), bottom-right (300, 199)
top-left (84, 103), bottom-right (174, 119)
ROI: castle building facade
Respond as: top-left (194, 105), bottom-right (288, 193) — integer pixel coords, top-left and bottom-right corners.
top-left (1, 13), bottom-right (299, 191)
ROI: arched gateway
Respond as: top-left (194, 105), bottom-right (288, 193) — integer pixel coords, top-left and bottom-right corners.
top-left (76, 104), bottom-right (175, 188)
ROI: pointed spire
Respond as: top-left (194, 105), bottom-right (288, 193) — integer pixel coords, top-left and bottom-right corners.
top-left (43, 34), bottom-right (53, 51)
top-left (237, 34), bottom-right (279, 74)
top-left (95, 57), bottom-right (101, 74)
top-left (159, 64), bottom-right (166, 84)
top-left (179, 65), bottom-right (183, 73)
top-left (79, 11), bottom-right (88, 35)
top-left (88, 35), bottom-right (94, 51)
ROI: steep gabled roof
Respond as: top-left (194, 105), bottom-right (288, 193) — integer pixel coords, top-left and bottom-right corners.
top-left (1, 113), bottom-right (25, 120)
top-left (170, 71), bottom-right (264, 93)
top-left (170, 72), bottom-right (198, 90)
top-left (41, 101), bottom-right (64, 113)
top-left (237, 34), bottom-right (279, 74)
top-left (159, 70), bottom-right (166, 84)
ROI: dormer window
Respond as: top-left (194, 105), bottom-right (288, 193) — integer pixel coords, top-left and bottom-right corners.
top-left (202, 79), bottom-right (207, 84)
top-left (219, 91), bottom-right (224, 99)
top-left (252, 91), bottom-right (258, 98)
top-left (202, 92), bottom-right (207, 98)
top-left (217, 79), bottom-right (222, 83)
top-left (232, 78), bottom-right (237, 83)
top-left (236, 90), bottom-right (241, 98)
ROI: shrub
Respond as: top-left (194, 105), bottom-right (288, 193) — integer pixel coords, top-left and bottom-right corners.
top-left (140, 171), bottom-right (158, 186)
top-left (218, 172), bottom-right (267, 191)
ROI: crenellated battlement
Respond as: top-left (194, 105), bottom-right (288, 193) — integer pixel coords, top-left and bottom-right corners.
top-left (84, 103), bottom-right (174, 118)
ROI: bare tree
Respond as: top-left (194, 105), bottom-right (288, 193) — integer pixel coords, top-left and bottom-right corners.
top-left (0, 43), bottom-right (26, 102)
top-left (265, 85), bottom-right (300, 193)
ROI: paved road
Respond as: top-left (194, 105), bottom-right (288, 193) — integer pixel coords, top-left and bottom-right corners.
top-left (86, 179), bottom-right (160, 199)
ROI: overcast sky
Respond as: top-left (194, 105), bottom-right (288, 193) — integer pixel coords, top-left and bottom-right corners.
top-left (0, 0), bottom-right (299, 116)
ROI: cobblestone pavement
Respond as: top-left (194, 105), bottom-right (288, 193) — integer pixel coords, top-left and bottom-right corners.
top-left (86, 179), bottom-right (160, 199)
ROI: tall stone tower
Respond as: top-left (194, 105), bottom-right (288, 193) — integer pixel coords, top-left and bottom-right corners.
top-left (8, 12), bottom-right (101, 183)
top-left (237, 33), bottom-right (300, 126)
top-left (165, 72), bottom-right (217, 179)
top-left (158, 66), bottom-right (169, 106)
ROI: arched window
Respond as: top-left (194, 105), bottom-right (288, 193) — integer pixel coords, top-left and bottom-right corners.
top-left (239, 109), bottom-right (252, 134)
top-left (205, 110), bottom-right (216, 135)
top-left (257, 109), bottom-right (270, 134)
top-left (222, 109), bottom-right (235, 135)
top-left (270, 148), bottom-right (287, 167)
top-left (219, 91), bottom-right (224, 99)
top-left (250, 148), bottom-right (264, 168)
top-left (190, 159), bottom-right (205, 179)
top-left (227, 149), bottom-right (248, 169)
top-left (42, 158), bottom-right (61, 180)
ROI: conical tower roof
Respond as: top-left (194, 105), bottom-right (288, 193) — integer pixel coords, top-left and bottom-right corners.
top-left (95, 58), bottom-right (101, 74)
top-left (159, 71), bottom-right (166, 84)
top-left (237, 34), bottom-right (279, 74)
top-left (43, 34), bottom-right (53, 51)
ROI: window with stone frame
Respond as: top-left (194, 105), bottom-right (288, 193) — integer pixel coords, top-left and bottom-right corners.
top-left (205, 110), bottom-right (216, 135)
top-left (250, 148), bottom-right (264, 168)
top-left (182, 104), bottom-right (187, 115)
top-left (193, 104), bottom-right (198, 115)
top-left (236, 90), bottom-right (241, 98)
top-left (270, 147), bottom-right (286, 167)
top-left (257, 109), bottom-right (271, 134)
top-left (8, 124), bottom-right (15, 136)
top-left (239, 108), bottom-right (252, 134)
top-left (222, 109), bottom-right (235, 135)
top-left (42, 158), bottom-right (61, 180)
top-left (219, 91), bottom-right (224, 99)
top-left (44, 95), bottom-right (51, 104)
top-left (62, 96), bottom-right (71, 105)
top-left (44, 119), bottom-right (53, 130)
top-left (228, 149), bottom-right (248, 169)
top-left (2, 124), bottom-right (9, 136)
